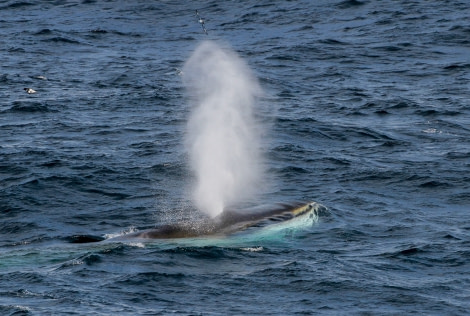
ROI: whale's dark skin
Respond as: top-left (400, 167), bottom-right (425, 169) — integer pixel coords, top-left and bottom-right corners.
top-left (66, 202), bottom-right (316, 243)
top-left (124, 202), bottom-right (314, 239)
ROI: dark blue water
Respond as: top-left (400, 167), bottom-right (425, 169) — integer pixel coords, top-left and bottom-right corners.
top-left (1, 0), bottom-right (470, 314)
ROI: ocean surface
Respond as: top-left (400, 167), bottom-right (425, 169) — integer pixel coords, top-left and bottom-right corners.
top-left (1, 0), bottom-right (470, 314)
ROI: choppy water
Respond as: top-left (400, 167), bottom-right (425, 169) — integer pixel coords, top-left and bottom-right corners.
top-left (1, 0), bottom-right (469, 315)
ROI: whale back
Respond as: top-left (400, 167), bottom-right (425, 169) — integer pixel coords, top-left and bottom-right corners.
top-left (67, 202), bottom-right (316, 242)
top-left (133, 201), bottom-right (313, 239)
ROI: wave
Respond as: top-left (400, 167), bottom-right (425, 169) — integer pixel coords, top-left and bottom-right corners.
top-left (0, 1), bottom-right (36, 10)
top-left (42, 36), bottom-right (82, 44)
top-left (336, 0), bottom-right (366, 9)
top-left (7, 101), bottom-right (52, 113)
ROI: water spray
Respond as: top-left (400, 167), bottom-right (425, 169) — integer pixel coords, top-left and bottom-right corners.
top-left (183, 41), bottom-right (263, 218)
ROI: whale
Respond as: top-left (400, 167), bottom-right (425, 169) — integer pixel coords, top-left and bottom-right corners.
top-left (67, 201), bottom-right (322, 243)
top-left (121, 201), bottom-right (319, 239)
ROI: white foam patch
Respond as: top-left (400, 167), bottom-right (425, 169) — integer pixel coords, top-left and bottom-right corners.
top-left (240, 246), bottom-right (264, 252)
top-left (104, 226), bottom-right (138, 239)
top-left (13, 306), bottom-right (32, 312)
top-left (125, 242), bottom-right (145, 248)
